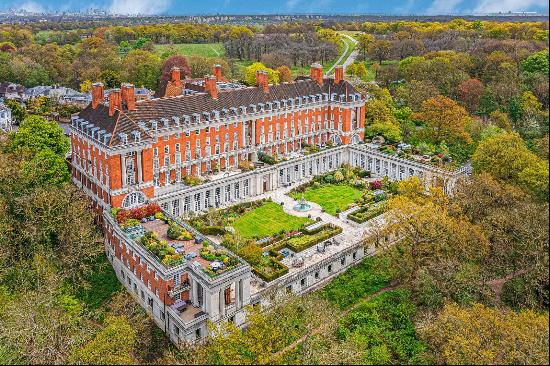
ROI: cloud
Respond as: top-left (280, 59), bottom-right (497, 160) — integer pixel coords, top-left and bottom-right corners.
top-left (17, 1), bottom-right (45, 13)
top-left (426, 0), bottom-right (464, 15)
top-left (472, 0), bottom-right (548, 13)
top-left (285, 0), bottom-right (300, 10)
top-left (108, 0), bottom-right (173, 15)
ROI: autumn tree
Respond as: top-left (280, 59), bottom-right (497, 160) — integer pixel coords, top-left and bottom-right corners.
top-left (244, 62), bottom-right (279, 86)
top-left (375, 178), bottom-right (491, 308)
top-left (394, 80), bottom-right (439, 112)
top-left (122, 50), bottom-right (161, 90)
top-left (454, 173), bottom-right (549, 309)
top-left (457, 78), bottom-right (485, 113)
top-left (472, 131), bottom-right (549, 200)
top-left (413, 96), bottom-right (473, 145)
top-left (187, 56), bottom-right (229, 79)
top-left (276, 65), bottom-right (292, 83)
top-left (421, 303), bottom-right (549, 365)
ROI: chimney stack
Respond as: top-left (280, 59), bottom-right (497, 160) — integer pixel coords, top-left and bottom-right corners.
top-left (256, 70), bottom-right (269, 93)
top-left (310, 63), bottom-right (323, 85)
top-left (212, 64), bottom-right (223, 82)
top-left (171, 66), bottom-right (182, 86)
top-left (121, 83), bottom-right (136, 111)
top-left (335, 66), bottom-right (344, 85)
top-left (108, 89), bottom-right (122, 117)
top-left (91, 82), bottom-right (104, 109)
top-left (205, 75), bottom-right (218, 99)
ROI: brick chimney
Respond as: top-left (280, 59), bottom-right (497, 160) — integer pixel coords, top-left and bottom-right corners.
top-left (91, 82), bottom-right (104, 109)
top-left (212, 64), bottom-right (223, 82)
top-left (256, 70), bottom-right (269, 93)
top-left (310, 63), bottom-right (323, 85)
top-left (108, 89), bottom-right (122, 117)
top-left (171, 66), bottom-right (182, 87)
top-left (335, 66), bottom-right (344, 85)
top-left (121, 83), bottom-right (136, 111)
top-left (206, 75), bottom-right (218, 99)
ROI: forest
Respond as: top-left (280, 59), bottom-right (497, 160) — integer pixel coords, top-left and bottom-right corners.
top-left (0, 17), bottom-right (548, 365)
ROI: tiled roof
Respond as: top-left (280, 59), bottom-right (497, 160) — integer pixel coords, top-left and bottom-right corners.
top-left (76, 78), bottom-right (360, 147)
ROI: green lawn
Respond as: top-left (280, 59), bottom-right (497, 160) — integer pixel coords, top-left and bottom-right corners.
top-left (154, 43), bottom-right (225, 58)
top-left (292, 184), bottom-right (363, 216)
top-left (231, 201), bottom-right (312, 238)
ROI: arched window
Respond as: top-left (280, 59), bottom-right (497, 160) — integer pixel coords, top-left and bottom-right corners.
top-left (331, 135), bottom-right (343, 145)
top-left (351, 134), bottom-right (360, 144)
top-left (122, 192), bottom-right (146, 208)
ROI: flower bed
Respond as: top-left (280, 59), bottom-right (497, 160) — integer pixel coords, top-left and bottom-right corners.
top-left (111, 203), bottom-right (162, 224)
top-left (139, 231), bottom-right (184, 267)
top-left (200, 244), bottom-right (241, 277)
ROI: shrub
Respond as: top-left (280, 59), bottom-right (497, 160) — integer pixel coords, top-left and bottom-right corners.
top-left (253, 259), bottom-right (289, 282)
top-left (286, 225), bottom-right (342, 252)
top-left (370, 180), bottom-right (382, 190)
top-left (258, 152), bottom-right (277, 165)
top-left (200, 226), bottom-right (227, 236)
top-left (122, 218), bottom-right (140, 229)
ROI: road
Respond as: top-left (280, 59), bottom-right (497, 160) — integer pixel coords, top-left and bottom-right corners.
top-left (326, 33), bottom-right (359, 75)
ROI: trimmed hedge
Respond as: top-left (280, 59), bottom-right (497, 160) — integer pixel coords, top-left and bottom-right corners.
top-left (199, 226), bottom-right (227, 235)
top-left (286, 225), bottom-right (343, 252)
top-left (348, 203), bottom-right (386, 223)
top-left (253, 259), bottom-right (289, 282)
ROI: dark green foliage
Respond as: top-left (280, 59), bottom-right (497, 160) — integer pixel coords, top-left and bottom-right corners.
top-left (258, 152), bottom-right (277, 165)
top-left (321, 257), bottom-right (394, 309)
top-left (337, 289), bottom-right (426, 365)
top-left (73, 255), bottom-right (122, 310)
top-left (199, 226), bottom-right (227, 235)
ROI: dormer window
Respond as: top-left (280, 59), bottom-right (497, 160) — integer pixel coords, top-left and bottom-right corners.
top-left (150, 120), bottom-right (158, 130)
top-left (103, 133), bottom-right (112, 145)
top-left (172, 116), bottom-right (180, 126)
top-left (192, 113), bottom-right (201, 123)
top-left (183, 115), bottom-right (191, 124)
top-left (131, 130), bottom-right (141, 142)
top-left (161, 118), bottom-right (169, 128)
top-left (202, 112), bottom-right (210, 121)
top-left (119, 133), bottom-right (128, 145)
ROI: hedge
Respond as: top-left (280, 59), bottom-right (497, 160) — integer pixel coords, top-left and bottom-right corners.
top-left (199, 226), bottom-right (227, 235)
top-left (253, 259), bottom-right (289, 282)
top-left (286, 225), bottom-right (342, 252)
top-left (348, 204), bottom-right (385, 223)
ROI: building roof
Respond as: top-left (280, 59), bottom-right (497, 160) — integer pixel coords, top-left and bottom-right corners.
top-left (75, 77), bottom-right (361, 148)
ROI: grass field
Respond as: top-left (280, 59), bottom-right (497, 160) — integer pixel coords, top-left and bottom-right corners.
top-left (231, 201), bottom-right (312, 238)
top-left (154, 43), bottom-right (225, 58)
top-left (292, 184), bottom-right (363, 216)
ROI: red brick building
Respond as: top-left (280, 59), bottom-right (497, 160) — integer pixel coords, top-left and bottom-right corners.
top-left (70, 64), bottom-right (365, 209)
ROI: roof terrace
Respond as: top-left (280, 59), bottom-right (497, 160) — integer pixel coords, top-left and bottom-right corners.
top-left (110, 203), bottom-right (243, 278)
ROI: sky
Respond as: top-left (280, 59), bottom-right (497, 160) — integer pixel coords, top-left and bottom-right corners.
top-left (1, 0), bottom-right (548, 16)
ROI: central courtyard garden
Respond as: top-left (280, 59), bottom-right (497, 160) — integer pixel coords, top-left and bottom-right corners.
top-left (188, 199), bottom-right (342, 282)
